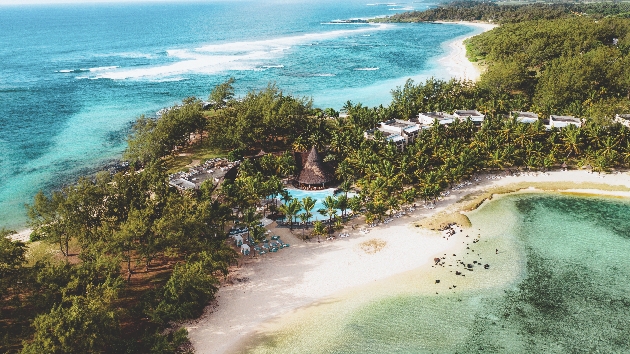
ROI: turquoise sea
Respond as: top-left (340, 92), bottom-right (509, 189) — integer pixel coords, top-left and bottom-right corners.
top-left (239, 193), bottom-right (630, 353)
top-left (0, 0), bottom-right (477, 229)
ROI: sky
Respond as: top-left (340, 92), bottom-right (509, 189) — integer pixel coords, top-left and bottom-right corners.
top-left (0, 0), bottom-right (230, 5)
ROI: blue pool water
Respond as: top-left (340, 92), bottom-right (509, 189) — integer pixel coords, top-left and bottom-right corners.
top-left (284, 188), bottom-right (351, 217)
top-left (0, 0), bottom-right (478, 229)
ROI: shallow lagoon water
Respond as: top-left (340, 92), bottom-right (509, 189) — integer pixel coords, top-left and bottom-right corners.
top-left (238, 193), bottom-right (630, 353)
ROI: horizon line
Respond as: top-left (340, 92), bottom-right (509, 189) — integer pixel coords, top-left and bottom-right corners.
top-left (0, 0), bottom-right (242, 6)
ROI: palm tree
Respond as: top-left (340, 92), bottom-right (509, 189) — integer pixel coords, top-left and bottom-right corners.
top-left (250, 225), bottom-right (267, 257)
top-left (301, 196), bottom-right (316, 221)
top-left (265, 176), bottom-right (284, 212)
top-left (387, 196), bottom-right (399, 217)
top-left (312, 221), bottom-right (326, 242)
top-left (298, 212), bottom-right (310, 239)
top-left (321, 195), bottom-right (338, 231)
top-left (562, 126), bottom-right (583, 160)
top-left (242, 207), bottom-right (259, 241)
top-left (336, 194), bottom-right (349, 219)
top-left (279, 198), bottom-right (302, 231)
top-left (349, 195), bottom-right (362, 216)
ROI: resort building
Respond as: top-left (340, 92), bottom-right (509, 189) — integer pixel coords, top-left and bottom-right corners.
top-left (297, 146), bottom-right (335, 189)
top-left (453, 110), bottom-right (485, 124)
top-left (512, 111), bottom-right (539, 124)
top-left (416, 112), bottom-right (457, 126)
top-left (364, 119), bottom-right (419, 150)
top-left (549, 115), bottom-right (582, 128)
top-left (614, 114), bottom-right (630, 128)
top-left (364, 128), bottom-right (406, 150)
top-left (380, 119), bottom-right (420, 144)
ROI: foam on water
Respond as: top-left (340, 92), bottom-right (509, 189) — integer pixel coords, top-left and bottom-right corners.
top-left (90, 24), bottom-right (393, 80)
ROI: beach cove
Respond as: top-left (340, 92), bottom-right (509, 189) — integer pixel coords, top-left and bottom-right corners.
top-left (187, 170), bottom-right (630, 353)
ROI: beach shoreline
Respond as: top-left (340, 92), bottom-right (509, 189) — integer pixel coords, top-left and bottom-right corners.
top-left (435, 21), bottom-right (498, 82)
top-left (187, 169), bottom-right (630, 354)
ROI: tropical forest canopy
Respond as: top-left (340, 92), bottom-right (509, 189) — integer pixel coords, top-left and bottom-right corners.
top-left (380, 1), bottom-right (630, 24)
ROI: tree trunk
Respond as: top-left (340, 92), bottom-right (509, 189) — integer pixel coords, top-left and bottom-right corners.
top-left (127, 256), bottom-right (132, 282)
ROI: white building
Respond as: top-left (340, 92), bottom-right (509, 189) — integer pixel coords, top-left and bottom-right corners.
top-left (364, 119), bottom-right (420, 150)
top-left (614, 114), bottom-right (630, 128)
top-left (364, 128), bottom-right (406, 150)
top-left (512, 111), bottom-right (539, 124)
top-left (549, 115), bottom-right (582, 128)
top-left (453, 110), bottom-right (485, 124)
top-left (417, 112), bottom-right (457, 126)
top-left (380, 119), bottom-right (420, 143)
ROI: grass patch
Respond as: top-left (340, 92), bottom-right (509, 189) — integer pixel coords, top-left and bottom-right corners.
top-left (163, 142), bottom-right (228, 174)
top-left (360, 238), bottom-right (387, 254)
top-left (25, 241), bottom-right (56, 266)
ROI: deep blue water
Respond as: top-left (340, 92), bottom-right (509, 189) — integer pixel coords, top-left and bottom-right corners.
top-left (0, 0), bottom-right (475, 229)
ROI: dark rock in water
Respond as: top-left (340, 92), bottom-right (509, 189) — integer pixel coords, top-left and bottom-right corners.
top-left (467, 264), bottom-right (473, 268)
top-left (455, 271), bottom-right (461, 275)
top-left (435, 279), bottom-right (440, 284)
top-left (453, 254), bottom-right (456, 256)
top-left (453, 285), bottom-right (457, 288)
top-left (473, 261), bottom-right (477, 264)
top-left (484, 264), bottom-right (490, 269)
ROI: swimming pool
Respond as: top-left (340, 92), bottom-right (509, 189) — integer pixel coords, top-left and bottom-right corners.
top-left (283, 188), bottom-right (353, 217)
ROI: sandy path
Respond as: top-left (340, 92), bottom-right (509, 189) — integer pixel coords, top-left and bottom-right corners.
top-left (187, 169), bottom-right (630, 354)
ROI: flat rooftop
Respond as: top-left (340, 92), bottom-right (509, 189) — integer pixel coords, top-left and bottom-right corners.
top-left (454, 110), bottom-right (483, 117)
top-left (551, 115), bottom-right (581, 122)
top-left (386, 121), bottom-right (415, 128)
top-left (514, 111), bottom-right (538, 119)
top-left (419, 112), bottom-right (455, 119)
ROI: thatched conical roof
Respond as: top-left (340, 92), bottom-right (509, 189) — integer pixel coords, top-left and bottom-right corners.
top-left (298, 146), bottom-right (334, 185)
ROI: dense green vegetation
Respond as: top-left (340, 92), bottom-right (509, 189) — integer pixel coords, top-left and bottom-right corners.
top-left (3, 3), bottom-right (630, 352)
top-left (469, 16), bottom-right (630, 117)
top-left (380, 1), bottom-right (630, 24)
top-left (1, 161), bottom-right (239, 352)
top-left (380, 2), bottom-right (630, 119)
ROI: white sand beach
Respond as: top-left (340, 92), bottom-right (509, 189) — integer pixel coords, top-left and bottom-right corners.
top-left (436, 21), bottom-right (498, 81)
top-left (7, 228), bottom-right (32, 243)
top-left (187, 169), bottom-right (630, 354)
